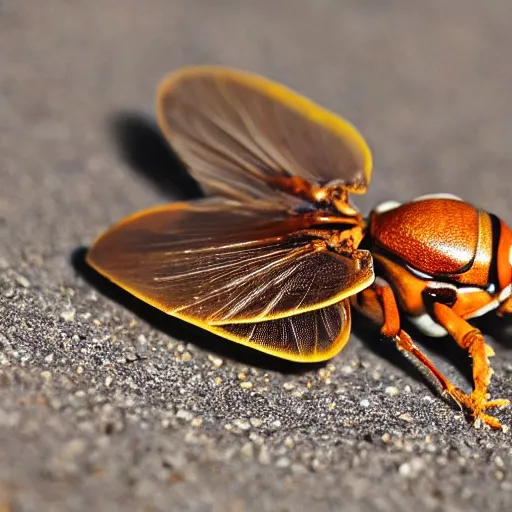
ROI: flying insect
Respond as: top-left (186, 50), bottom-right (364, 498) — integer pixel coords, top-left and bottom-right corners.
top-left (87, 67), bottom-right (512, 429)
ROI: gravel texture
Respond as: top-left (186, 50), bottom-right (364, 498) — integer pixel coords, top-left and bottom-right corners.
top-left (1, 1), bottom-right (512, 511)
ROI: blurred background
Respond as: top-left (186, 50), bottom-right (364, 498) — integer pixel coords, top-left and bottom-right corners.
top-left (2, 0), bottom-right (512, 254)
top-left (1, 1), bottom-right (512, 511)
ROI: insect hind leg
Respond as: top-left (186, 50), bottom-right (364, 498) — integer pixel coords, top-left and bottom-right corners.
top-left (353, 284), bottom-right (508, 429)
top-left (432, 303), bottom-right (509, 429)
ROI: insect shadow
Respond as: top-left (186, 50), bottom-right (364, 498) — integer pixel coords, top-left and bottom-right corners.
top-left (107, 110), bottom-right (203, 201)
top-left (477, 314), bottom-right (512, 350)
top-left (75, 109), bottom-right (511, 385)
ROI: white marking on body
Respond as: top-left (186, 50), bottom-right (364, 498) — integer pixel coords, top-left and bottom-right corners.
top-left (465, 300), bottom-right (500, 319)
top-left (412, 193), bottom-right (463, 202)
top-left (405, 264), bottom-right (433, 280)
top-left (373, 200), bottom-right (401, 214)
top-left (374, 276), bottom-right (390, 288)
top-left (456, 286), bottom-right (484, 294)
top-left (486, 283), bottom-right (497, 295)
top-left (409, 313), bottom-right (448, 337)
top-left (498, 284), bottom-right (511, 302)
top-left (426, 281), bottom-right (458, 291)
top-left (425, 282), bottom-right (499, 319)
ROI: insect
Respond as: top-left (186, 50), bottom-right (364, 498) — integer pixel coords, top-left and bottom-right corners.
top-left (87, 66), bottom-right (512, 429)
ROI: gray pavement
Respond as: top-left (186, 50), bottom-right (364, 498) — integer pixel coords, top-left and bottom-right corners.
top-left (1, 1), bottom-right (512, 511)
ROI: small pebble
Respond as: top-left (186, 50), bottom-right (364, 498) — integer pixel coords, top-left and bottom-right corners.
top-left (240, 381), bottom-right (253, 389)
top-left (398, 413), bottom-right (414, 423)
top-left (16, 275), bottom-right (30, 288)
top-left (360, 399), bottom-right (370, 408)
top-left (191, 417), bottom-right (203, 427)
top-left (180, 351), bottom-right (192, 361)
top-left (176, 409), bottom-right (194, 421)
top-left (233, 419), bottom-right (251, 431)
top-left (318, 368), bottom-right (331, 380)
top-left (385, 386), bottom-right (399, 396)
top-left (284, 436), bottom-right (294, 448)
top-left (60, 309), bottom-right (76, 322)
top-left (208, 355), bottom-right (224, 368)
top-left (341, 365), bottom-right (353, 376)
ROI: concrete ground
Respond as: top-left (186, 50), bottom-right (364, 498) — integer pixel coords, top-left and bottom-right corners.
top-left (1, 1), bottom-right (512, 510)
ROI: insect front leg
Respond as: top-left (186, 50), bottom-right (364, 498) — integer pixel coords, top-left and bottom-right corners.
top-left (353, 282), bottom-right (469, 409)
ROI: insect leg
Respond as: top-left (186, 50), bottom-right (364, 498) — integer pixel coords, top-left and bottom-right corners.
top-left (432, 303), bottom-right (509, 429)
top-left (354, 284), bottom-right (467, 400)
top-left (372, 285), bottom-right (467, 400)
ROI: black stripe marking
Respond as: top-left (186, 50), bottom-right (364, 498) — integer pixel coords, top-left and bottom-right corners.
top-left (488, 213), bottom-right (502, 290)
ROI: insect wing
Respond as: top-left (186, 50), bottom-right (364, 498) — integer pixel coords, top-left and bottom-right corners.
top-left (157, 66), bottom-right (372, 203)
top-left (86, 200), bottom-right (374, 326)
top-left (213, 300), bottom-right (352, 362)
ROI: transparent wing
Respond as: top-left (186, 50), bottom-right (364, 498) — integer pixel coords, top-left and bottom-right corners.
top-left (86, 199), bottom-right (374, 325)
top-left (213, 300), bottom-right (351, 362)
top-left (156, 66), bottom-right (372, 203)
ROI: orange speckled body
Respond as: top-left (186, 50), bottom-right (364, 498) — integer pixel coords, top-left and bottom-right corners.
top-left (365, 197), bottom-right (512, 326)
top-left (371, 199), bottom-right (480, 277)
top-left (351, 195), bottom-right (512, 429)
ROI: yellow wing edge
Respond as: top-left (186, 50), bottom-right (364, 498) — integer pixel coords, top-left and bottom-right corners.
top-left (155, 65), bottom-right (373, 193)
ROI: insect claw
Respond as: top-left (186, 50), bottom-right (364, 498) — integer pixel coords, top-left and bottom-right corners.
top-left (482, 398), bottom-right (510, 410)
top-left (484, 344), bottom-right (496, 358)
